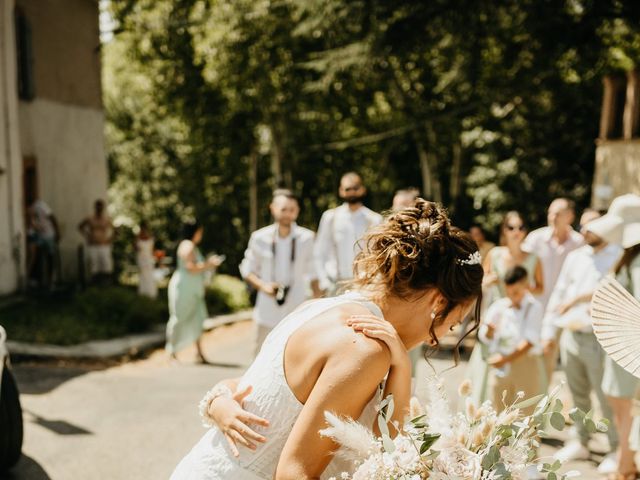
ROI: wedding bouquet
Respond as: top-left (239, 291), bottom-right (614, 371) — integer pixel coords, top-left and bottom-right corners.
top-left (322, 380), bottom-right (608, 480)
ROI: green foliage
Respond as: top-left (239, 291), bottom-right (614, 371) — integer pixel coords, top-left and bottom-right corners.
top-left (1, 286), bottom-right (167, 345)
top-left (205, 274), bottom-right (251, 314)
top-left (104, 0), bottom-right (640, 262)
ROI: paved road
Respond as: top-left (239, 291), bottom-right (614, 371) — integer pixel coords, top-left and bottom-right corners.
top-left (7, 322), bottom-right (609, 479)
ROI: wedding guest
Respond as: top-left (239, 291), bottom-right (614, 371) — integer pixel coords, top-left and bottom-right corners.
top-left (392, 187), bottom-right (422, 378)
top-left (544, 210), bottom-right (621, 472)
top-left (78, 199), bottom-right (115, 283)
top-left (27, 198), bottom-right (60, 289)
top-left (589, 194), bottom-right (640, 480)
top-left (136, 221), bottom-right (158, 299)
top-left (166, 221), bottom-right (222, 363)
top-left (314, 172), bottom-right (382, 295)
top-left (523, 198), bottom-right (583, 379)
top-left (466, 211), bottom-right (544, 404)
top-left (484, 211), bottom-right (544, 300)
top-left (469, 223), bottom-right (495, 262)
top-left (479, 266), bottom-right (543, 415)
top-left (240, 190), bottom-right (322, 355)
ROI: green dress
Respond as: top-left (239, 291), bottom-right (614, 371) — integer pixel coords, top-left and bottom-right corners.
top-left (466, 247), bottom-right (542, 405)
top-left (165, 246), bottom-right (208, 354)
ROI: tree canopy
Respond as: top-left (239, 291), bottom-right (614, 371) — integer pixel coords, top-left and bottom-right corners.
top-left (103, 0), bottom-right (640, 272)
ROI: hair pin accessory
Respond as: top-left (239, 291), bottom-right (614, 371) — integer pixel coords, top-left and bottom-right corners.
top-left (457, 251), bottom-right (481, 266)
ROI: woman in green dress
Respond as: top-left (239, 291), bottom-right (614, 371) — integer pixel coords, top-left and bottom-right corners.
top-left (166, 221), bottom-right (222, 363)
top-left (466, 211), bottom-right (544, 404)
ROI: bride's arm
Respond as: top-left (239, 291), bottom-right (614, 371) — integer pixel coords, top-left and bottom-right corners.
top-left (203, 378), bottom-right (270, 456)
top-left (274, 337), bottom-right (391, 480)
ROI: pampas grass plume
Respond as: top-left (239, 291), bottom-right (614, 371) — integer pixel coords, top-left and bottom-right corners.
top-left (320, 412), bottom-right (377, 460)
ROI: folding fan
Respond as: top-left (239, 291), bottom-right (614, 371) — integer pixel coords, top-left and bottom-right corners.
top-left (592, 276), bottom-right (640, 379)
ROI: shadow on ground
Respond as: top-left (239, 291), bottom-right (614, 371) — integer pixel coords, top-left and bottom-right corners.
top-left (3, 454), bottom-right (52, 480)
top-left (11, 362), bottom-right (98, 395)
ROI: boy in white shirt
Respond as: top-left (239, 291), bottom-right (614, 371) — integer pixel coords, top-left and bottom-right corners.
top-left (480, 265), bottom-right (544, 413)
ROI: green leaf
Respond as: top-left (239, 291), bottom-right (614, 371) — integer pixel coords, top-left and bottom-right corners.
top-left (568, 408), bottom-right (585, 424)
top-left (553, 398), bottom-right (563, 413)
top-left (550, 412), bottom-right (565, 431)
top-left (377, 414), bottom-right (389, 438)
top-left (421, 433), bottom-right (441, 451)
top-left (382, 433), bottom-right (395, 453)
top-left (482, 445), bottom-right (500, 469)
top-left (410, 414), bottom-right (427, 424)
top-left (597, 418), bottom-right (610, 433)
top-left (513, 394), bottom-right (545, 410)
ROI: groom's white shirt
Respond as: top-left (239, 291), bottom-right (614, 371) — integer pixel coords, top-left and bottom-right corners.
top-left (240, 222), bottom-right (317, 328)
top-left (314, 203), bottom-right (382, 291)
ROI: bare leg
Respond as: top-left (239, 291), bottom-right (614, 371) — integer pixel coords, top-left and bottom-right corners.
top-left (608, 396), bottom-right (637, 475)
top-left (196, 337), bottom-right (211, 364)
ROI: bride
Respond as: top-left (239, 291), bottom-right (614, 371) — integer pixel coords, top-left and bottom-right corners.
top-left (171, 200), bottom-right (483, 479)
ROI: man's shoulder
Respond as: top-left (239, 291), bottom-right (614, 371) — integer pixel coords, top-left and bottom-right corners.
top-left (526, 226), bottom-right (549, 241)
top-left (250, 224), bottom-right (276, 241)
top-left (362, 206), bottom-right (383, 222)
top-left (295, 225), bottom-right (315, 241)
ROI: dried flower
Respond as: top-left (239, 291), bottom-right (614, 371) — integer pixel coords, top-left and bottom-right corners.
top-left (458, 379), bottom-right (472, 397)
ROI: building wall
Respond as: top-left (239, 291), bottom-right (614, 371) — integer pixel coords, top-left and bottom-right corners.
top-left (0, 0), bottom-right (26, 295)
top-left (19, 99), bottom-right (107, 280)
top-left (15, 0), bottom-right (102, 109)
top-left (15, 0), bottom-right (108, 284)
top-left (592, 140), bottom-right (640, 209)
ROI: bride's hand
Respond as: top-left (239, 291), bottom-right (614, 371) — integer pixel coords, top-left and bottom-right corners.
top-left (348, 314), bottom-right (409, 368)
top-left (208, 385), bottom-right (270, 457)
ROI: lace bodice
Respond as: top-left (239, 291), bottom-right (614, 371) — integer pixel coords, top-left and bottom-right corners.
top-left (171, 292), bottom-right (386, 480)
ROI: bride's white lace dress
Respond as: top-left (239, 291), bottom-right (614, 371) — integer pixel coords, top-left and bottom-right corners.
top-left (171, 292), bottom-right (385, 479)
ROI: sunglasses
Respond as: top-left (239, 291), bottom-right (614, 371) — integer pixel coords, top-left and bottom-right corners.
top-left (343, 186), bottom-right (362, 192)
top-left (506, 225), bottom-right (526, 232)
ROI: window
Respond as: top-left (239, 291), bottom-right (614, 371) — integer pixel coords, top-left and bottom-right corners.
top-left (14, 8), bottom-right (34, 101)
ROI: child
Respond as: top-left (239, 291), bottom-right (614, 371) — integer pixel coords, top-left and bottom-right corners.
top-left (479, 265), bottom-right (544, 413)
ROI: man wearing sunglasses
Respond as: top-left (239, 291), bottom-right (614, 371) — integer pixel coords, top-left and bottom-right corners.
top-left (314, 172), bottom-right (382, 296)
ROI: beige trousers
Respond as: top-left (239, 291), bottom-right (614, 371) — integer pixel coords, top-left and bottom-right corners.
top-left (490, 354), bottom-right (542, 415)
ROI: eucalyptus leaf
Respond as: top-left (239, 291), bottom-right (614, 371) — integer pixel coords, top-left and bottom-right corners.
top-left (514, 394), bottom-right (545, 410)
top-left (550, 412), bottom-right (565, 431)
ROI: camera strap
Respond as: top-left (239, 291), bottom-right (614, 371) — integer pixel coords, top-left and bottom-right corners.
top-left (271, 227), bottom-right (296, 287)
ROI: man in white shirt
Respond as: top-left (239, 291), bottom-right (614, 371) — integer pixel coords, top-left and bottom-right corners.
top-left (314, 172), bottom-right (383, 295)
top-left (240, 191), bottom-right (321, 354)
top-left (523, 198), bottom-right (584, 378)
top-left (545, 211), bottom-right (621, 471)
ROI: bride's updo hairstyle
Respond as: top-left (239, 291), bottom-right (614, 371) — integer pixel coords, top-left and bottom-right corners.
top-left (352, 199), bottom-right (483, 350)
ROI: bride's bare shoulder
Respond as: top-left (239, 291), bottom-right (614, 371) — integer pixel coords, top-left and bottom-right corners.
top-left (294, 303), bottom-right (391, 365)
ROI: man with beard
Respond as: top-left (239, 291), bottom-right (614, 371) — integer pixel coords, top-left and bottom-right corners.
top-left (544, 209), bottom-right (621, 472)
top-left (314, 172), bottom-right (382, 296)
top-left (240, 190), bottom-right (322, 355)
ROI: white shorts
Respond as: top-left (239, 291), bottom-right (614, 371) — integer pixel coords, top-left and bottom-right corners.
top-left (87, 245), bottom-right (113, 275)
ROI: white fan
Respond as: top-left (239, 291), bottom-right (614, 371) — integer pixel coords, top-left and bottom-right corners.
top-left (592, 276), bottom-right (640, 379)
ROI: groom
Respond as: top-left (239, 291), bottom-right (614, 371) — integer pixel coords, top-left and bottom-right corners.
top-left (240, 190), bottom-right (322, 355)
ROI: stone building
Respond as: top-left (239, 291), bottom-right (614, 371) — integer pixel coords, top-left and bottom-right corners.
top-left (0, 0), bottom-right (108, 294)
top-left (592, 71), bottom-right (640, 209)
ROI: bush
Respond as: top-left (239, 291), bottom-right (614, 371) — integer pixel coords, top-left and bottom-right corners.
top-left (205, 274), bottom-right (251, 315)
top-left (0, 286), bottom-right (168, 345)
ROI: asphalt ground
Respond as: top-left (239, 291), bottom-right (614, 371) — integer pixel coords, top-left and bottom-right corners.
top-left (6, 321), bottom-right (611, 479)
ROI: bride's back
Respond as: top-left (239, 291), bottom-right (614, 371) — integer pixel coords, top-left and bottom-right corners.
top-left (224, 293), bottom-right (385, 479)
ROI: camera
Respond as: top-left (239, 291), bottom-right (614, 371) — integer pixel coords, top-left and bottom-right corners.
top-left (275, 284), bottom-right (290, 306)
